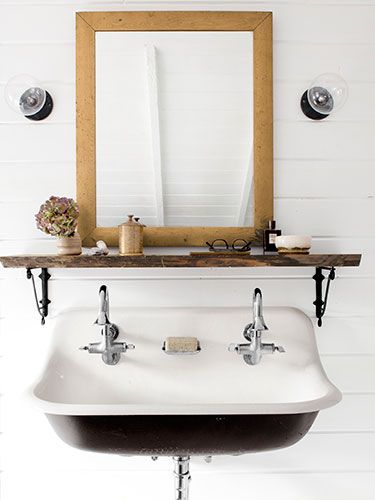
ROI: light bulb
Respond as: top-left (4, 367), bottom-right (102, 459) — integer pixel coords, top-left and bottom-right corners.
top-left (4, 74), bottom-right (53, 121)
top-left (301, 73), bottom-right (348, 120)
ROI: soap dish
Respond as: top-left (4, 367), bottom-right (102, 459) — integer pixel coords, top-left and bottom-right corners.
top-left (162, 336), bottom-right (201, 355)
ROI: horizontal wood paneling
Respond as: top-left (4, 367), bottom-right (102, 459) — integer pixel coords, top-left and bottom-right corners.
top-left (1, 198), bottom-right (375, 238)
top-left (0, 1), bottom-right (374, 499)
top-left (0, 272), bottom-right (315, 309)
top-left (1, 275), bottom-right (374, 322)
top-left (0, 163), bottom-right (75, 201)
top-left (275, 82), bottom-right (375, 122)
top-left (316, 316), bottom-right (375, 354)
top-left (0, 359), bottom-right (4, 395)
top-left (123, 0), bottom-right (375, 7)
top-left (276, 199), bottom-right (375, 237)
top-left (1, 41), bottom-right (374, 85)
top-left (2, 3), bottom-right (375, 46)
top-left (0, 125), bottom-right (74, 163)
top-left (1, 121), bottom-right (375, 163)
top-left (275, 122), bottom-right (375, 160)
top-left (312, 394), bottom-right (375, 432)
top-left (322, 356), bottom-right (375, 393)
top-left (0, 44), bottom-right (75, 84)
top-left (3, 81), bottom-right (375, 124)
top-left (2, 470), bottom-right (375, 500)
top-left (1, 159), bottom-right (374, 203)
top-left (0, 1), bottom-right (124, 4)
top-left (275, 160), bottom-right (375, 198)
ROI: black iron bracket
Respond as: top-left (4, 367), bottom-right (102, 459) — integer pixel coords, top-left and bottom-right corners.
top-left (313, 266), bottom-right (336, 327)
top-left (26, 268), bottom-right (51, 325)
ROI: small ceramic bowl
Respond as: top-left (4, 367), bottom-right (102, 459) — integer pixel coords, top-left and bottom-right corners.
top-left (275, 235), bottom-right (312, 254)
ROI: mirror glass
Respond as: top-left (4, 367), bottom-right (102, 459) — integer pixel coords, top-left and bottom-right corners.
top-left (96, 31), bottom-right (253, 228)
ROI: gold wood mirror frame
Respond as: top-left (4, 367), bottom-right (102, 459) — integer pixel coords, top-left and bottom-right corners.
top-left (76, 11), bottom-right (273, 247)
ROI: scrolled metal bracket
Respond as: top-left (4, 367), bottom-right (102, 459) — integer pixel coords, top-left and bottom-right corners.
top-left (313, 266), bottom-right (336, 327)
top-left (26, 268), bottom-right (51, 325)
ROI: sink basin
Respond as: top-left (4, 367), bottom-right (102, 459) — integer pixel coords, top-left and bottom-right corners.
top-left (32, 307), bottom-right (341, 456)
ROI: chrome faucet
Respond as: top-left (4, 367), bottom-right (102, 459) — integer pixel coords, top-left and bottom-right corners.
top-left (80, 285), bottom-right (135, 365)
top-left (229, 288), bottom-right (285, 365)
top-left (95, 284), bottom-right (110, 326)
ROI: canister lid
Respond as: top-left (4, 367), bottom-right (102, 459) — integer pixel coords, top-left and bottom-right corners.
top-left (119, 215), bottom-right (142, 227)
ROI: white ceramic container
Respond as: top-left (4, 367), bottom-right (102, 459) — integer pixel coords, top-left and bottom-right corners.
top-left (275, 235), bottom-right (312, 254)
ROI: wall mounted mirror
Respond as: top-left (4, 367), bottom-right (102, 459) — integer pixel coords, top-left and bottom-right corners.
top-left (76, 11), bottom-right (273, 246)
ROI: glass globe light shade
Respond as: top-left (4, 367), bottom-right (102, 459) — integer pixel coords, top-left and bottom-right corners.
top-left (307, 73), bottom-right (348, 115)
top-left (4, 74), bottom-right (46, 116)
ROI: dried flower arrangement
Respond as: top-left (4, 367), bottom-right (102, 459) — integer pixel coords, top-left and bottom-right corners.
top-left (35, 196), bottom-right (79, 238)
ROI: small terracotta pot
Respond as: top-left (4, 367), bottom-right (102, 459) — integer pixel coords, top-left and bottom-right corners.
top-left (57, 232), bottom-right (82, 256)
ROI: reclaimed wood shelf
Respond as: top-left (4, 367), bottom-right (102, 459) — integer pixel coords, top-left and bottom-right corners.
top-left (0, 253), bottom-right (362, 269)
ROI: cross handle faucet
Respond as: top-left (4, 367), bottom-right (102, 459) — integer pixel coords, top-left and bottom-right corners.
top-left (80, 285), bottom-right (135, 365)
top-left (228, 288), bottom-right (285, 365)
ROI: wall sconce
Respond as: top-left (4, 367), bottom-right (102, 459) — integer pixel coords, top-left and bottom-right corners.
top-left (4, 74), bottom-right (53, 121)
top-left (300, 73), bottom-right (348, 120)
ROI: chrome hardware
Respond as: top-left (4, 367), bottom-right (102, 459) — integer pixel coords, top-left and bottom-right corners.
top-left (80, 286), bottom-right (135, 365)
top-left (95, 284), bottom-right (110, 325)
top-left (173, 456), bottom-right (191, 500)
top-left (229, 288), bottom-right (285, 365)
top-left (79, 324), bottom-right (135, 365)
top-left (249, 287), bottom-right (268, 333)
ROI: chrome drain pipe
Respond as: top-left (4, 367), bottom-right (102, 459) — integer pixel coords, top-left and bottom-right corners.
top-left (173, 456), bottom-right (191, 500)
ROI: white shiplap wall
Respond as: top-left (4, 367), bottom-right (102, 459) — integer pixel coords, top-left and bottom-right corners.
top-left (1, 0), bottom-right (375, 499)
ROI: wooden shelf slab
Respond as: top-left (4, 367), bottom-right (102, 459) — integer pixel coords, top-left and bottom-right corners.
top-left (0, 253), bottom-right (362, 269)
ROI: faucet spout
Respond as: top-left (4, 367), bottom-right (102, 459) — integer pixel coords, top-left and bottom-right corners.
top-left (250, 287), bottom-right (268, 333)
top-left (95, 285), bottom-right (110, 325)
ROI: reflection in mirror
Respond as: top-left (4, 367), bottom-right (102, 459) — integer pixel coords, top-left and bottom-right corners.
top-left (96, 31), bottom-right (254, 228)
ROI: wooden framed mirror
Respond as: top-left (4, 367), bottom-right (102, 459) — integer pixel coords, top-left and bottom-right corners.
top-left (76, 11), bottom-right (273, 247)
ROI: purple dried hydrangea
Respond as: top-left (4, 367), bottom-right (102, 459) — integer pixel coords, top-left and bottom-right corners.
top-left (35, 196), bottom-right (79, 238)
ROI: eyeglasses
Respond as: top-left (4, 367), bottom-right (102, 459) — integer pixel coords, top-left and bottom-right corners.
top-left (205, 239), bottom-right (251, 253)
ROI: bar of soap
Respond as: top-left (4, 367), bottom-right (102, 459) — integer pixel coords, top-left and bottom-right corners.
top-left (164, 336), bottom-right (199, 353)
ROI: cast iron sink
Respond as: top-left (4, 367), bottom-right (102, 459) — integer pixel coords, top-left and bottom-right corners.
top-left (32, 306), bottom-right (340, 456)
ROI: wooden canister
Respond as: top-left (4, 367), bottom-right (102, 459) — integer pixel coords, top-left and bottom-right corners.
top-left (118, 215), bottom-right (144, 255)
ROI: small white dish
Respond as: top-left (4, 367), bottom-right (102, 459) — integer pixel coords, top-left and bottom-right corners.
top-left (275, 235), bottom-right (312, 254)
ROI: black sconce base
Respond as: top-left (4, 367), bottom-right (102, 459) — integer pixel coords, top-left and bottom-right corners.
top-left (300, 90), bottom-right (329, 120)
top-left (26, 90), bottom-right (53, 121)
